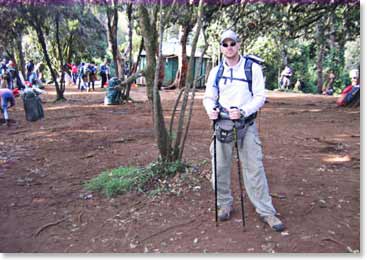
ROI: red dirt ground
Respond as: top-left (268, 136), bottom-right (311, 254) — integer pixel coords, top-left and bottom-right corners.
top-left (0, 84), bottom-right (360, 253)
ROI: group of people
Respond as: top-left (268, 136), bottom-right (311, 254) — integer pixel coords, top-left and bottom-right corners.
top-left (1, 59), bottom-right (24, 90)
top-left (0, 58), bottom-right (47, 127)
top-left (0, 59), bottom-right (44, 91)
top-left (65, 60), bottom-right (110, 92)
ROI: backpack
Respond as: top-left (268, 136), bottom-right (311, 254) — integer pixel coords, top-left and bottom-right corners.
top-left (214, 54), bottom-right (264, 96)
top-left (213, 54), bottom-right (264, 110)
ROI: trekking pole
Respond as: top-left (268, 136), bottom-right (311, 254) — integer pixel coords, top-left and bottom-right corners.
top-left (231, 107), bottom-right (246, 231)
top-left (212, 108), bottom-right (218, 226)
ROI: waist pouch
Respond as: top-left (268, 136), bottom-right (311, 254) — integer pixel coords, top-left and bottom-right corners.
top-left (215, 114), bottom-right (256, 143)
top-left (215, 119), bottom-right (235, 143)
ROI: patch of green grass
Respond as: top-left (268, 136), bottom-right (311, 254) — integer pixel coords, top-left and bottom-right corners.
top-left (84, 166), bottom-right (152, 197)
top-left (84, 160), bottom-right (186, 198)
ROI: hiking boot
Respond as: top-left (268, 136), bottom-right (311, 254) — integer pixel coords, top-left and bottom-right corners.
top-left (218, 205), bottom-right (233, 221)
top-left (260, 215), bottom-right (285, 232)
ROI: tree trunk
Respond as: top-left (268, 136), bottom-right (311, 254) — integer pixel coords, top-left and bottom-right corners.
top-left (138, 5), bottom-right (158, 102)
top-left (123, 3), bottom-right (134, 100)
top-left (178, 25), bottom-right (190, 89)
top-left (316, 44), bottom-right (324, 94)
top-left (66, 34), bottom-right (74, 64)
top-left (133, 38), bottom-right (144, 75)
top-left (127, 3), bottom-right (133, 75)
top-left (172, 0), bottom-right (204, 161)
top-left (168, 23), bottom-right (192, 90)
top-left (316, 20), bottom-right (325, 94)
top-left (55, 13), bottom-right (66, 98)
top-left (107, 1), bottom-right (124, 78)
top-left (280, 41), bottom-right (288, 67)
top-left (15, 30), bottom-right (25, 77)
top-left (152, 2), bottom-right (170, 160)
top-left (34, 22), bottom-right (64, 101)
top-left (178, 7), bottom-right (206, 160)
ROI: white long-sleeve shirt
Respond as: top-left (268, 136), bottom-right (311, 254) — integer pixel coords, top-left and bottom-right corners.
top-left (203, 56), bottom-right (266, 117)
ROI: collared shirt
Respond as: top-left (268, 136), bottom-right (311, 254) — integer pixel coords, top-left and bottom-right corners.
top-left (203, 56), bottom-right (266, 117)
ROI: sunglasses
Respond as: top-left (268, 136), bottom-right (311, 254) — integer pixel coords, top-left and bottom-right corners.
top-left (222, 42), bottom-right (236, 48)
top-left (352, 77), bottom-right (358, 79)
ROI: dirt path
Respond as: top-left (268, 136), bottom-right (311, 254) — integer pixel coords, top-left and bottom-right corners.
top-left (0, 85), bottom-right (360, 253)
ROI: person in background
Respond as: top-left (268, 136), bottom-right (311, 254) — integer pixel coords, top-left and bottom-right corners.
top-left (99, 60), bottom-right (110, 88)
top-left (322, 70), bottom-right (336, 95)
top-left (279, 66), bottom-right (292, 90)
top-left (0, 59), bottom-right (9, 89)
top-left (87, 62), bottom-right (97, 92)
top-left (6, 60), bottom-right (19, 90)
top-left (336, 69), bottom-right (360, 107)
top-left (26, 60), bottom-right (35, 81)
top-left (71, 64), bottom-right (78, 85)
top-left (0, 88), bottom-right (15, 126)
top-left (77, 62), bottom-right (86, 91)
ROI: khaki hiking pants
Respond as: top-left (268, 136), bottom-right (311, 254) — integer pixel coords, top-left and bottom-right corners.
top-left (210, 122), bottom-right (276, 217)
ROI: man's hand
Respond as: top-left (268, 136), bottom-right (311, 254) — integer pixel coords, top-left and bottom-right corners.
top-left (229, 107), bottom-right (241, 120)
top-left (208, 108), bottom-right (219, 120)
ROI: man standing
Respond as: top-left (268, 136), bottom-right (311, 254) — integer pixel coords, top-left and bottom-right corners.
top-left (99, 60), bottom-right (110, 88)
top-left (0, 88), bottom-right (15, 126)
top-left (203, 29), bottom-right (285, 232)
top-left (26, 60), bottom-right (35, 81)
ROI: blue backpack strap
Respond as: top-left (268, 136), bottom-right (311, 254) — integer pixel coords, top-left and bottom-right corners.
top-left (244, 57), bottom-right (253, 96)
top-left (213, 62), bottom-right (224, 107)
top-left (214, 62), bottom-right (224, 90)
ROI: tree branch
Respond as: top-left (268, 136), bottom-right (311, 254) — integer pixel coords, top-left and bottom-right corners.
top-left (114, 70), bottom-right (144, 91)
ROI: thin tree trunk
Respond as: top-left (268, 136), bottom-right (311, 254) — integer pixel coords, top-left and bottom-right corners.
top-left (15, 30), bottom-right (25, 77)
top-left (316, 20), bottom-right (325, 94)
top-left (34, 22), bottom-right (63, 100)
top-left (280, 40), bottom-right (288, 67)
top-left (316, 44), bottom-right (324, 94)
top-left (173, 0), bottom-right (204, 161)
top-left (107, 1), bottom-right (124, 78)
top-left (168, 23), bottom-right (192, 90)
top-left (178, 25), bottom-right (190, 89)
top-left (66, 34), bottom-right (74, 63)
top-left (124, 3), bottom-right (134, 100)
top-left (133, 38), bottom-right (144, 75)
top-left (153, 0), bottom-right (170, 160)
top-left (55, 13), bottom-right (66, 98)
top-left (138, 5), bottom-right (158, 102)
top-left (179, 17), bottom-right (206, 160)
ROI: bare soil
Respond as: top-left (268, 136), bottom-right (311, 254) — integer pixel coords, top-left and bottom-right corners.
top-left (0, 84), bottom-right (360, 253)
